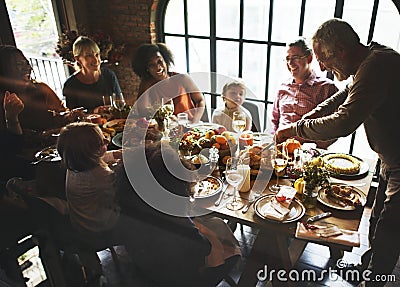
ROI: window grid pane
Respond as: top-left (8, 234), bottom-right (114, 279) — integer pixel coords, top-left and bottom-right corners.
top-left (243, 0), bottom-right (270, 41)
top-left (216, 0), bottom-right (240, 39)
top-left (187, 0), bottom-right (210, 36)
top-left (164, 0), bottom-right (185, 34)
top-left (216, 40), bottom-right (239, 78)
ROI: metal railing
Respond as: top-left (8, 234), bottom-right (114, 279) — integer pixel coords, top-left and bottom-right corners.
top-left (28, 56), bottom-right (68, 100)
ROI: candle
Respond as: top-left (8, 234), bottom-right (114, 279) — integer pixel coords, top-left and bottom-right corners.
top-left (238, 164), bottom-right (251, 192)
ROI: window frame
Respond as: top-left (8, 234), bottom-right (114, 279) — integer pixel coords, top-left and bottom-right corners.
top-left (156, 0), bottom-right (396, 157)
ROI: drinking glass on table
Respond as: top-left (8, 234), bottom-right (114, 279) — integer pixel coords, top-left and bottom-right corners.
top-left (161, 98), bottom-right (174, 140)
top-left (269, 148), bottom-right (288, 193)
top-left (177, 112), bottom-right (189, 134)
top-left (112, 92), bottom-right (126, 118)
top-left (225, 157), bottom-right (244, 211)
top-left (232, 111), bottom-right (246, 155)
top-left (177, 112), bottom-right (189, 126)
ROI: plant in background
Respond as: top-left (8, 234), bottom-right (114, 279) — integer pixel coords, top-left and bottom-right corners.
top-left (56, 29), bottom-right (125, 66)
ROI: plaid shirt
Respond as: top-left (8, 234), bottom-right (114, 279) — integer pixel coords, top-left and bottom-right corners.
top-left (272, 70), bottom-right (338, 132)
top-left (271, 70), bottom-right (338, 148)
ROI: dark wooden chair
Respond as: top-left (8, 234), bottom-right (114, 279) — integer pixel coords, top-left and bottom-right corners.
top-left (242, 100), bottom-right (261, 132)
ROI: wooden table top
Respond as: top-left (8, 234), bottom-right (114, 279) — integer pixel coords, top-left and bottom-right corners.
top-left (201, 157), bottom-right (377, 236)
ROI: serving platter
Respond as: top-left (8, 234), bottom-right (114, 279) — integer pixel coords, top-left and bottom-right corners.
top-left (321, 153), bottom-right (369, 179)
top-left (103, 119), bottom-right (126, 133)
top-left (254, 194), bottom-right (305, 223)
top-left (318, 185), bottom-right (366, 211)
top-left (191, 176), bottom-right (223, 199)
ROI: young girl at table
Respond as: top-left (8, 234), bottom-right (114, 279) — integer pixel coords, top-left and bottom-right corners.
top-left (212, 79), bottom-right (252, 132)
top-left (56, 122), bottom-right (124, 285)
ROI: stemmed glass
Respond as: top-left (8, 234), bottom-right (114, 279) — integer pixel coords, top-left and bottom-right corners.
top-left (269, 148), bottom-right (288, 193)
top-left (189, 150), bottom-right (218, 203)
top-left (161, 98), bottom-right (174, 140)
top-left (225, 157), bottom-right (244, 211)
top-left (112, 92), bottom-right (126, 118)
top-left (232, 111), bottom-right (246, 155)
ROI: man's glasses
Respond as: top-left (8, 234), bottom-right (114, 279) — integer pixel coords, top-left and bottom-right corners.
top-left (316, 54), bottom-right (334, 65)
top-left (284, 55), bottom-right (308, 63)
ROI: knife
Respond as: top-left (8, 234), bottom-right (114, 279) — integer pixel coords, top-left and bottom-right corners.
top-left (242, 199), bottom-right (255, 214)
top-left (215, 181), bottom-right (229, 206)
top-left (306, 212), bottom-right (332, 224)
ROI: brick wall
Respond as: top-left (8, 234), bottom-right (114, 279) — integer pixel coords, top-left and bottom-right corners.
top-left (79, 0), bottom-right (159, 105)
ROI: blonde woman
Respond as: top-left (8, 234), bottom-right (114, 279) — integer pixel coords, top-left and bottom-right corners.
top-left (63, 36), bottom-right (122, 112)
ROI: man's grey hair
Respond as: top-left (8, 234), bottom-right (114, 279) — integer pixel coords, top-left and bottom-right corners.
top-left (311, 18), bottom-right (360, 58)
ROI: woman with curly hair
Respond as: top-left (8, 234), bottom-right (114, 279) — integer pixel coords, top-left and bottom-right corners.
top-left (132, 43), bottom-right (206, 123)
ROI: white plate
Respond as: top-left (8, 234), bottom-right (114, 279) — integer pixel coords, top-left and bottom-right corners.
top-left (35, 146), bottom-right (61, 162)
top-left (254, 194), bottom-right (305, 223)
top-left (112, 133), bottom-right (123, 148)
top-left (191, 176), bottom-right (223, 198)
top-left (187, 122), bottom-right (224, 131)
top-left (318, 185), bottom-right (366, 211)
top-left (321, 153), bottom-right (369, 179)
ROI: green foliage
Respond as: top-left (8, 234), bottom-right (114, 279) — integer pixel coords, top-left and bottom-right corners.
top-left (302, 161), bottom-right (330, 190)
top-left (6, 0), bottom-right (58, 57)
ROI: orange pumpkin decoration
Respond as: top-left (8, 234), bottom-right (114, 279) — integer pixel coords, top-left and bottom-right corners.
top-left (283, 138), bottom-right (302, 154)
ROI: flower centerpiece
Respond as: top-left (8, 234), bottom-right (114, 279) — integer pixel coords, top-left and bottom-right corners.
top-left (297, 157), bottom-right (331, 208)
top-left (56, 29), bottom-right (125, 66)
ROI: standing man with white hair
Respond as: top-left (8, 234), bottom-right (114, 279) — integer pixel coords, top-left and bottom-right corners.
top-left (275, 18), bottom-right (400, 287)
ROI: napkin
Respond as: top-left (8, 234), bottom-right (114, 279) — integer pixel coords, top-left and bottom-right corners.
top-left (295, 222), bottom-right (360, 247)
top-left (260, 186), bottom-right (297, 221)
top-left (275, 185), bottom-right (297, 208)
top-left (261, 201), bottom-right (293, 221)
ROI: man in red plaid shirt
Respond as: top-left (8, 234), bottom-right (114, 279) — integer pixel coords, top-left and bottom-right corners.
top-left (271, 37), bottom-right (338, 149)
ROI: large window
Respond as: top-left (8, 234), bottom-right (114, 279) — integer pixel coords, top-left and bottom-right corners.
top-left (4, 0), bottom-right (67, 98)
top-left (159, 0), bottom-right (400, 159)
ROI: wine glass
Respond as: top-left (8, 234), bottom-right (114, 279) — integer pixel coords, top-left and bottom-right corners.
top-left (112, 92), bottom-right (126, 118)
top-left (161, 98), bottom-right (174, 140)
top-left (225, 157), bottom-right (244, 211)
top-left (189, 152), bottom-right (216, 203)
top-left (232, 111), bottom-right (246, 155)
top-left (269, 148), bottom-right (288, 193)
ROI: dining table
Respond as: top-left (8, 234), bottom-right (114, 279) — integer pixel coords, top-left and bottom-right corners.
top-left (196, 156), bottom-right (377, 287)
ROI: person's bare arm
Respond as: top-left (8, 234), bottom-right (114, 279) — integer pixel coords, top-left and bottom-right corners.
top-left (189, 91), bottom-right (205, 123)
top-left (3, 91), bottom-right (24, 135)
top-left (181, 74), bottom-right (205, 123)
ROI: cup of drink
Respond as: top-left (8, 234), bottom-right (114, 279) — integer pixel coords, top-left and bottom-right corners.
top-left (239, 131), bottom-right (253, 149)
